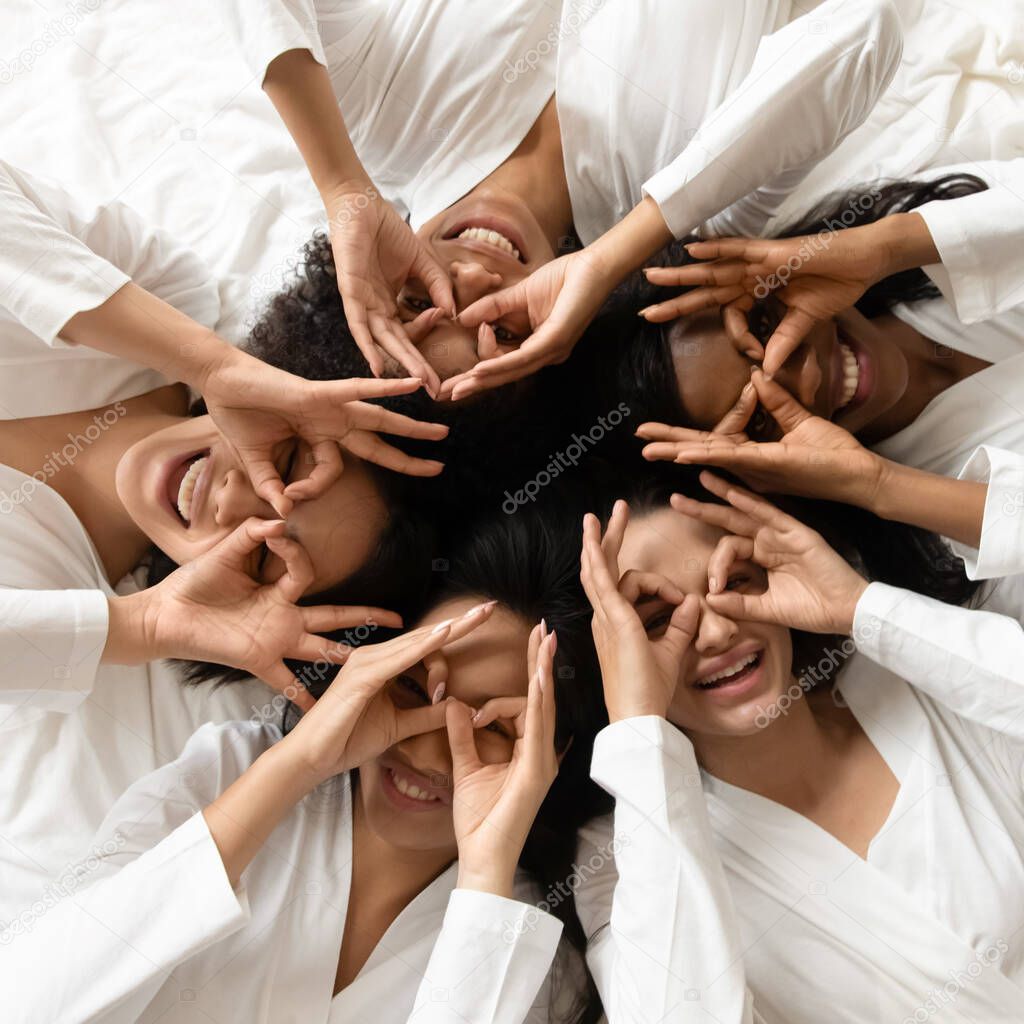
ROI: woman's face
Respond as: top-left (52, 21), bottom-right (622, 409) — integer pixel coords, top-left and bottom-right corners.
top-left (115, 415), bottom-right (388, 593)
top-left (396, 188), bottom-right (559, 380)
top-left (618, 506), bottom-right (794, 739)
top-left (357, 596), bottom-right (533, 853)
top-left (669, 300), bottom-right (909, 439)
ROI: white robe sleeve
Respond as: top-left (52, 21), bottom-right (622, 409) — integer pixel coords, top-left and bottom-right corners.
top-left (0, 721), bottom-right (260, 1024)
top-left (914, 159), bottom-right (1024, 323)
top-left (944, 447), bottom-right (1024, 581)
top-left (576, 717), bottom-right (755, 1024)
top-left (0, 470), bottom-right (111, 712)
top-left (409, 888), bottom-right (563, 1023)
top-left (0, 159), bottom-right (220, 346)
top-left (643, 0), bottom-right (902, 240)
top-left (853, 582), bottom-right (1024, 739)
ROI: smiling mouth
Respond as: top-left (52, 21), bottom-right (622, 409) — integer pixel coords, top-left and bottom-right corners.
top-left (694, 651), bottom-right (762, 690)
top-left (382, 765), bottom-right (447, 810)
top-left (170, 452), bottom-right (209, 525)
top-left (443, 219), bottom-right (526, 263)
top-left (836, 341), bottom-right (860, 410)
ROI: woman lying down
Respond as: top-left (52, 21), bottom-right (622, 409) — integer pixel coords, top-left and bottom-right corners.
top-left (575, 466), bottom-right (1024, 1022)
top-left (3, 508), bottom-right (611, 1023)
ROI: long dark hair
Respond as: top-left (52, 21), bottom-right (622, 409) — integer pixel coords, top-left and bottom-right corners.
top-left (573, 172), bottom-right (990, 439)
top-left (424, 495), bottom-right (609, 1024)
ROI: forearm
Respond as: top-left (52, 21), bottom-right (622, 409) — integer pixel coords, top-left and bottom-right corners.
top-left (870, 460), bottom-right (986, 548)
top-left (61, 281), bottom-right (241, 393)
top-left (203, 741), bottom-right (319, 886)
top-left (263, 49), bottom-right (372, 200)
top-left (874, 212), bottom-right (940, 276)
top-left (589, 196), bottom-right (674, 285)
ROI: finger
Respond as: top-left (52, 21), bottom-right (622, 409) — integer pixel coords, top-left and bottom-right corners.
top-left (402, 305), bottom-right (447, 345)
top-left (372, 314), bottom-right (441, 396)
top-left (283, 439), bottom-right (343, 502)
top-left (238, 453), bottom-right (292, 519)
top-left (600, 500), bottom-right (629, 567)
top-left (669, 491), bottom-right (758, 538)
top-left (698, 470), bottom-right (794, 531)
top-left (618, 569), bottom-right (685, 608)
top-left (325, 377), bottom-right (426, 402)
top-left (476, 321), bottom-right (500, 361)
top-left (762, 308), bottom-right (818, 377)
top-left (301, 605), bottom-right (403, 633)
top-left (472, 696), bottom-right (528, 729)
top-left (261, 662), bottom-right (314, 712)
top-left (639, 284), bottom-right (746, 322)
top-left (635, 421), bottom-right (715, 443)
top-left (526, 620), bottom-right (543, 686)
top-left (684, 238), bottom-right (774, 262)
top-left (539, 630), bottom-right (557, 751)
top-left (345, 401), bottom-right (450, 441)
top-left (714, 380), bottom-right (757, 435)
top-left (749, 369), bottom-right (813, 435)
top-left (424, 649), bottom-right (449, 704)
top-left (662, 593), bottom-right (701, 663)
top-left (707, 534), bottom-right (756, 595)
top-left (581, 514), bottom-right (632, 621)
top-left (522, 635), bottom-right (549, 767)
top-left (413, 249), bottom-right (457, 320)
top-left (286, 633), bottom-right (352, 664)
top-left (457, 283), bottom-right (525, 329)
top-left (340, 430), bottom-right (445, 477)
top-left (458, 342), bottom-right (543, 382)
top-left (705, 590), bottom-right (769, 623)
top-left (340, 295), bottom-right (385, 378)
top-left (264, 535), bottom-right (315, 602)
top-left (643, 260), bottom-right (749, 288)
top-left (216, 516), bottom-right (287, 565)
top-left (393, 699), bottom-right (449, 744)
top-left (446, 698), bottom-right (483, 778)
top-left (722, 298), bottom-right (763, 360)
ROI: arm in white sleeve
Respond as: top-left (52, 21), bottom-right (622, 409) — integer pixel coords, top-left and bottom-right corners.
top-left (578, 717), bottom-right (755, 1024)
top-left (947, 446), bottom-right (1024, 580)
top-left (915, 159), bottom-right (1024, 323)
top-left (0, 160), bottom-right (219, 346)
top-left (644, 0), bottom-right (902, 240)
top-left (854, 581), bottom-right (1024, 738)
top-left (410, 888), bottom-right (564, 1023)
top-left (0, 722), bottom-right (259, 1024)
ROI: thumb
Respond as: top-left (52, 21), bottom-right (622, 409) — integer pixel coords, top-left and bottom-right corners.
top-left (393, 699), bottom-right (449, 745)
top-left (458, 282), bottom-right (525, 328)
top-left (214, 517), bottom-right (287, 567)
top-left (662, 594), bottom-right (700, 661)
top-left (412, 245), bottom-right (456, 319)
top-left (751, 369), bottom-right (813, 435)
top-left (705, 590), bottom-right (770, 623)
top-left (762, 307), bottom-right (817, 377)
top-left (445, 699), bottom-right (482, 781)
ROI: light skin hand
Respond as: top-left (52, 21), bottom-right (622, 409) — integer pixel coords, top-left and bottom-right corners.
top-left (672, 471), bottom-right (868, 635)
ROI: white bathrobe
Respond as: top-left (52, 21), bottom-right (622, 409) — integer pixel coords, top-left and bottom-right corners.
top-left (577, 582), bottom-right (1024, 1023)
top-left (0, 721), bottom-right (572, 1024)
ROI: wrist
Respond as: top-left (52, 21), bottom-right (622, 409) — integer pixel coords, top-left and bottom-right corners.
top-left (320, 176), bottom-right (379, 214)
top-left (589, 196), bottom-right (674, 284)
top-left (865, 457), bottom-right (906, 520)
top-left (833, 575), bottom-right (870, 635)
top-left (876, 212), bottom-right (939, 277)
top-left (256, 741), bottom-right (324, 804)
top-left (456, 864), bottom-right (516, 900)
top-left (606, 696), bottom-right (669, 725)
top-left (104, 591), bottom-right (162, 664)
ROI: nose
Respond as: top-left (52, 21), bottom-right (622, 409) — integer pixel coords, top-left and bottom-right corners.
top-left (693, 599), bottom-right (739, 655)
top-left (770, 343), bottom-right (823, 410)
top-left (395, 729), bottom-right (452, 788)
top-left (449, 260), bottom-right (503, 314)
top-left (213, 467), bottom-right (272, 528)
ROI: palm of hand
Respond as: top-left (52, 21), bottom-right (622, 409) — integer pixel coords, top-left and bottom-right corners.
top-left (453, 757), bottom-right (532, 860)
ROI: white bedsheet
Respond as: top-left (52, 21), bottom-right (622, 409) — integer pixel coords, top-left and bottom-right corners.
top-left (0, 0), bottom-right (323, 343)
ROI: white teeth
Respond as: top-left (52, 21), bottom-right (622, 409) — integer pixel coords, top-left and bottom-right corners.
top-left (837, 342), bottom-right (860, 410)
top-left (391, 769), bottom-right (439, 802)
top-left (457, 226), bottom-right (521, 260)
top-left (696, 652), bottom-right (758, 687)
top-left (176, 456), bottom-right (208, 524)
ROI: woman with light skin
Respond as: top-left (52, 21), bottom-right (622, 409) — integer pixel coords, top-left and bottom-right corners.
top-left (216, 0), bottom-right (902, 397)
top-left (4, 513), bottom-right (611, 1024)
top-left (574, 470), bottom-right (1024, 1022)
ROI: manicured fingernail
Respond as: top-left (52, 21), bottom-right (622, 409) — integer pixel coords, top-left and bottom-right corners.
top-left (549, 629), bottom-right (558, 655)
top-left (708, 576), bottom-right (719, 594)
top-left (431, 618), bottom-right (454, 635)
top-left (432, 682), bottom-right (446, 704)
top-left (540, 617), bottom-right (547, 636)
top-left (638, 307), bottom-right (652, 317)
top-left (471, 708), bottom-right (482, 723)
